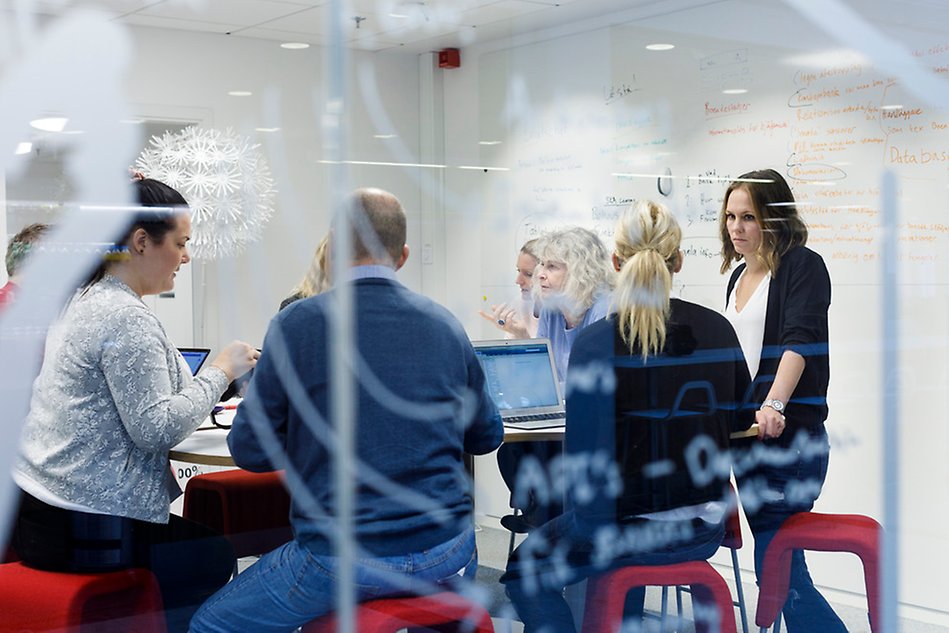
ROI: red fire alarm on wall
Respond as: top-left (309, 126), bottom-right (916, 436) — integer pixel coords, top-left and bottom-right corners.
top-left (438, 48), bottom-right (460, 69)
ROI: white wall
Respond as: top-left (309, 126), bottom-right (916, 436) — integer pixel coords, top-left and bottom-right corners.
top-left (121, 26), bottom-right (423, 352)
top-left (441, 4), bottom-right (949, 625)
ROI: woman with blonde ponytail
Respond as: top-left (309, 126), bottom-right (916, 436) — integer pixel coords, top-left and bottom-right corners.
top-left (612, 199), bottom-right (682, 358)
top-left (502, 200), bottom-right (755, 633)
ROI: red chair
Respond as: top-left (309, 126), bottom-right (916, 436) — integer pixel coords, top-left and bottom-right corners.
top-left (301, 591), bottom-right (495, 633)
top-left (583, 561), bottom-right (738, 633)
top-left (0, 561), bottom-right (165, 632)
top-left (669, 484), bottom-right (750, 633)
top-left (183, 469), bottom-right (292, 565)
top-left (755, 512), bottom-right (881, 633)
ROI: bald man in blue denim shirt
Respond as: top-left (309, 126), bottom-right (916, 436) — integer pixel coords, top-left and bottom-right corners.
top-left (192, 188), bottom-right (503, 633)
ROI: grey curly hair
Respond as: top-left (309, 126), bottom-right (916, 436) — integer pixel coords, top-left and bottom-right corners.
top-left (534, 226), bottom-right (615, 321)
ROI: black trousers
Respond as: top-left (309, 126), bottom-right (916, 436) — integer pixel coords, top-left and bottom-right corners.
top-left (12, 491), bottom-right (235, 633)
top-left (496, 440), bottom-right (564, 526)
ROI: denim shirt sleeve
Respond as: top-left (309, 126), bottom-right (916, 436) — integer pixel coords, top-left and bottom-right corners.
top-left (229, 318), bottom-right (291, 472)
top-left (462, 343), bottom-right (504, 455)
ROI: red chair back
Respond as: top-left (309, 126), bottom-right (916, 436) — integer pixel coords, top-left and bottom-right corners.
top-left (183, 469), bottom-right (292, 559)
top-left (583, 561), bottom-right (738, 633)
top-left (755, 512), bottom-right (881, 631)
top-left (302, 591), bottom-right (494, 633)
top-left (722, 482), bottom-right (743, 550)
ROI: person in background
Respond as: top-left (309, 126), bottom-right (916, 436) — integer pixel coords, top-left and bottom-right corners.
top-left (534, 227), bottom-right (615, 385)
top-left (280, 234), bottom-right (330, 310)
top-left (720, 168), bottom-right (844, 632)
top-left (12, 178), bottom-right (258, 632)
top-left (0, 222), bottom-right (50, 309)
top-left (501, 200), bottom-right (753, 632)
top-left (190, 187), bottom-right (503, 633)
top-left (496, 227), bottom-right (615, 534)
top-left (479, 238), bottom-right (540, 338)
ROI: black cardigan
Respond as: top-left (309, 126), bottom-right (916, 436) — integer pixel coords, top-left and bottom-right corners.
top-left (726, 246), bottom-right (831, 438)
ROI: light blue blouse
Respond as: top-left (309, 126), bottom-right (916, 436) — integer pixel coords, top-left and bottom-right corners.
top-left (536, 292), bottom-right (612, 387)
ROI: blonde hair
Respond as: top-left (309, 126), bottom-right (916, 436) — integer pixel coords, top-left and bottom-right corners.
top-left (612, 200), bottom-right (682, 358)
top-left (291, 235), bottom-right (330, 298)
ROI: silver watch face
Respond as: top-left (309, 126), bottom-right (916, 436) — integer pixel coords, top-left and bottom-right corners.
top-left (765, 399), bottom-right (785, 412)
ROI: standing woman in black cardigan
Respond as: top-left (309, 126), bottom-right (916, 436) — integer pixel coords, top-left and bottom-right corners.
top-left (720, 168), bottom-right (846, 632)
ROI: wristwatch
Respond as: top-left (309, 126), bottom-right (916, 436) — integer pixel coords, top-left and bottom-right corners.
top-left (761, 399), bottom-right (786, 414)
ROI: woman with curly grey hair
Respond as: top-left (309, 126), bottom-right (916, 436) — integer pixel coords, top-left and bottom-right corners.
top-left (497, 226), bottom-right (614, 534)
top-left (534, 226), bottom-right (615, 384)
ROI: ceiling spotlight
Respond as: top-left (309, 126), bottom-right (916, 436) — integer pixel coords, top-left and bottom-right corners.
top-left (646, 43), bottom-right (675, 51)
top-left (15, 142), bottom-right (32, 155)
top-left (255, 127), bottom-right (281, 132)
top-left (228, 90), bottom-right (253, 97)
top-left (722, 88), bottom-right (748, 95)
top-left (30, 117), bottom-right (68, 132)
top-left (880, 104), bottom-right (903, 110)
top-left (280, 42), bottom-right (309, 49)
top-left (478, 140), bottom-right (502, 145)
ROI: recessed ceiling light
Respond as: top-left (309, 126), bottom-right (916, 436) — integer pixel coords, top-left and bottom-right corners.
top-left (722, 88), bottom-right (748, 95)
top-left (30, 117), bottom-right (68, 132)
top-left (256, 127), bottom-right (281, 132)
top-left (228, 90), bottom-right (253, 97)
top-left (374, 134), bottom-right (398, 139)
top-left (388, 12), bottom-right (408, 18)
top-left (881, 104), bottom-right (903, 110)
top-left (646, 43), bottom-right (675, 51)
top-left (15, 142), bottom-right (32, 155)
top-left (478, 140), bottom-right (502, 145)
top-left (280, 42), bottom-right (309, 50)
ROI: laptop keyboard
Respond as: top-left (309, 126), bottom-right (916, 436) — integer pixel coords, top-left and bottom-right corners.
top-left (506, 412), bottom-right (564, 424)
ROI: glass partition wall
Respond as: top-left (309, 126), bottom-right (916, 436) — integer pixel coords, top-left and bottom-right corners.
top-left (1, 1), bottom-right (946, 631)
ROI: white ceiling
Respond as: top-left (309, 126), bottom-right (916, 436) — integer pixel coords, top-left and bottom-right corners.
top-left (18, 0), bottom-right (723, 53)
top-left (15, 0), bottom-right (949, 54)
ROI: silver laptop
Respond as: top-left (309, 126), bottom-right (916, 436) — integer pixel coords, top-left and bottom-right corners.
top-left (472, 338), bottom-right (566, 430)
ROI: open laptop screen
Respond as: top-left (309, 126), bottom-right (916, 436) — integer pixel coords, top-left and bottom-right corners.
top-left (178, 348), bottom-right (210, 375)
top-left (473, 339), bottom-right (562, 412)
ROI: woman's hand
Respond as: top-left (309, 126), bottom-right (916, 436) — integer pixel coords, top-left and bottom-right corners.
top-left (756, 405), bottom-right (787, 439)
top-left (478, 303), bottom-right (529, 339)
top-left (211, 341), bottom-right (259, 382)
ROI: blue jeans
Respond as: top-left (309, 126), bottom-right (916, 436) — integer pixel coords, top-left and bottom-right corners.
top-left (190, 528), bottom-right (477, 633)
top-left (500, 511), bottom-right (724, 633)
top-left (734, 425), bottom-right (847, 633)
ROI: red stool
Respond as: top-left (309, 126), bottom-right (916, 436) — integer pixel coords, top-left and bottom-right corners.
top-left (183, 469), bottom-right (292, 562)
top-left (0, 561), bottom-right (165, 632)
top-left (583, 561), bottom-right (738, 633)
top-left (756, 512), bottom-right (881, 633)
top-left (671, 485), bottom-right (750, 633)
top-left (301, 591), bottom-right (495, 632)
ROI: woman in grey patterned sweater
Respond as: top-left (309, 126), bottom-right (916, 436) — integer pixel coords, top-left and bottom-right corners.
top-left (11, 178), bottom-right (258, 631)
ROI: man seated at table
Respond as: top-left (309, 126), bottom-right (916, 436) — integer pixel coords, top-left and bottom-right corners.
top-left (191, 187), bottom-right (504, 633)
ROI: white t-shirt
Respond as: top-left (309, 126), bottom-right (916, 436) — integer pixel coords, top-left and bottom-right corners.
top-left (724, 269), bottom-right (771, 379)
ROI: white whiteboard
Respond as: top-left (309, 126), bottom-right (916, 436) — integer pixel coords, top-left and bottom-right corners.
top-left (472, 21), bottom-right (949, 620)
